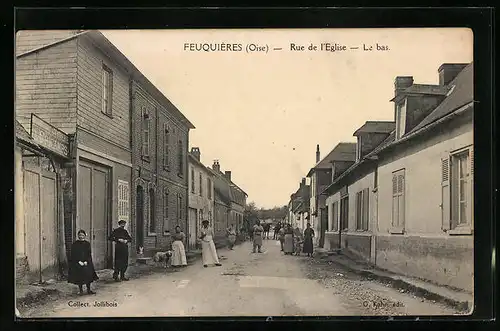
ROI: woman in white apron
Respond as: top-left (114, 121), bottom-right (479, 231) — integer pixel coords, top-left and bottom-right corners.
top-left (171, 226), bottom-right (187, 267)
top-left (199, 220), bottom-right (222, 268)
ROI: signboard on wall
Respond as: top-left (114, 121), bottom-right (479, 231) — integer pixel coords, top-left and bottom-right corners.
top-left (30, 114), bottom-right (69, 158)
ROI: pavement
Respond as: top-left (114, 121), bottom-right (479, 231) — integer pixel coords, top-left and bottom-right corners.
top-left (314, 247), bottom-right (473, 312)
top-left (17, 239), bottom-right (464, 318)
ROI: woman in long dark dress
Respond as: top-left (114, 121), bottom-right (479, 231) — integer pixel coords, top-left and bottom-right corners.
top-left (303, 223), bottom-right (315, 257)
top-left (283, 224), bottom-right (294, 255)
top-left (68, 230), bottom-right (98, 295)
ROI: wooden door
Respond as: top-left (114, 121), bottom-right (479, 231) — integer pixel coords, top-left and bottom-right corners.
top-left (78, 165), bottom-right (92, 238)
top-left (92, 168), bottom-right (109, 270)
top-left (188, 208), bottom-right (197, 249)
top-left (136, 186), bottom-right (144, 252)
top-left (40, 172), bottom-right (57, 278)
top-left (24, 167), bottom-right (41, 281)
top-left (78, 162), bottom-right (110, 270)
top-left (319, 207), bottom-right (327, 248)
top-left (24, 163), bottom-right (58, 282)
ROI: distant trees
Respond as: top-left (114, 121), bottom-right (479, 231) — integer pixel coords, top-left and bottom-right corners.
top-left (243, 202), bottom-right (288, 233)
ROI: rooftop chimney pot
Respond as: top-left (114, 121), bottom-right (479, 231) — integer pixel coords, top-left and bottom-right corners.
top-left (190, 147), bottom-right (201, 161)
top-left (316, 144), bottom-right (320, 163)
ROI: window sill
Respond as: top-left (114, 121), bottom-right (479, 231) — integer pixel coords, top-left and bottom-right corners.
top-left (350, 231), bottom-right (372, 236)
top-left (389, 227), bottom-right (404, 234)
top-left (142, 156), bottom-right (150, 163)
top-left (147, 232), bottom-right (157, 237)
top-left (448, 226), bottom-right (473, 236)
top-left (101, 111), bottom-right (114, 119)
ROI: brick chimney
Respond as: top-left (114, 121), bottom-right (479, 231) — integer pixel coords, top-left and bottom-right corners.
top-left (394, 76), bottom-right (414, 97)
top-left (438, 63), bottom-right (468, 86)
top-left (316, 144), bottom-right (320, 163)
top-left (190, 147), bottom-right (201, 161)
top-left (212, 160), bottom-right (220, 173)
top-left (224, 171), bottom-right (232, 182)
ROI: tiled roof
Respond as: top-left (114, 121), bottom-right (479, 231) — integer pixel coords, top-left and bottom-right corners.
top-left (410, 63), bottom-right (473, 133)
top-left (307, 142), bottom-right (357, 176)
top-left (352, 121), bottom-right (396, 136)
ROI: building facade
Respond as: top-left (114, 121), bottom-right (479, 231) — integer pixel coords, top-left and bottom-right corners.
top-left (322, 63), bottom-right (473, 292)
top-left (188, 148), bottom-right (215, 249)
top-left (210, 160), bottom-right (247, 246)
top-left (130, 79), bottom-right (194, 257)
top-left (16, 30), bottom-right (133, 275)
top-left (374, 63), bottom-right (473, 292)
top-left (15, 30), bottom-right (194, 275)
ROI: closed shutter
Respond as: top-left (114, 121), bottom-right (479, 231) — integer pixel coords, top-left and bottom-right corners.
top-left (441, 157), bottom-right (451, 231)
top-left (363, 188), bottom-right (369, 231)
top-left (391, 174), bottom-right (398, 227)
top-left (397, 173), bottom-right (405, 228)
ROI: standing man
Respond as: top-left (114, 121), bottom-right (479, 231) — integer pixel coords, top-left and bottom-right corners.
top-left (252, 220), bottom-right (264, 253)
top-left (109, 220), bottom-right (132, 281)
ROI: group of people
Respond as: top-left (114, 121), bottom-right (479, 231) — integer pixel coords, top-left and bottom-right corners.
top-left (277, 222), bottom-right (315, 257)
top-left (67, 218), bottom-right (226, 295)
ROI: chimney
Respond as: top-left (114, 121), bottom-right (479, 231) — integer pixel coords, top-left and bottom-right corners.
top-left (212, 160), bottom-right (220, 173)
top-left (438, 63), bottom-right (468, 86)
top-left (224, 171), bottom-right (232, 182)
top-left (394, 76), bottom-right (414, 97)
top-left (316, 144), bottom-right (320, 163)
top-left (190, 147), bottom-right (201, 161)
top-left (301, 178), bottom-right (306, 186)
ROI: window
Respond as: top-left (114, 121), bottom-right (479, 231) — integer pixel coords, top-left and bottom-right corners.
top-left (207, 178), bottom-right (212, 199)
top-left (356, 136), bottom-right (362, 161)
top-left (191, 167), bottom-right (195, 193)
top-left (450, 149), bottom-right (473, 229)
top-left (331, 201), bottom-right (339, 231)
top-left (340, 196), bottom-right (349, 230)
top-left (391, 169), bottom-right (405, 231)
top-left (102, 65), bottom-right (113, 116)
top-left (178, 140), bottom-right (184, 176)
top-left (163, 124), bottom-right (170, 170)
top-left (141, 107), bottom-right (150, 158)
top-left (395, 100), bottom-right (407, 140)
top-left (163, 189), bottom-right (170, 233)
top-left (355, 188), bottom-right (370, 231)
top-left (149, 189), bottom-right (156, 234)
top-left (117, 180), bottom-right (130, 222)
top-left (199, 210), bottom-right (204, 224)
top-left (199, 173), bottom-right (203, 196)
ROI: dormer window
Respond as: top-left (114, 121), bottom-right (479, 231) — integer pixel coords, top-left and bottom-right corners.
top-left (356, 136), bottom-right (362, 161)
top-left (395, 99), bottom-right (407, 140)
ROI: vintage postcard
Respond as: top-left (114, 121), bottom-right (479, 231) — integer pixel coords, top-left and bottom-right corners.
top-left (15, 28), bottom-right (474, 318)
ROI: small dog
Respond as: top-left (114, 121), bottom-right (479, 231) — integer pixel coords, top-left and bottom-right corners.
top-left (153, 250), bottom-right (173, 268)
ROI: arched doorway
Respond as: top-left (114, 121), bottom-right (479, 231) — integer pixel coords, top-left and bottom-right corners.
top-left (136, 186), bottom-right (144, 253)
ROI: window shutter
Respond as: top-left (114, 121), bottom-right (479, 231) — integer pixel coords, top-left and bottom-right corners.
top-left (363, 188), bottom-right (369, 230)
top-left (391, 173), bottom-right (398, 227)
top-left (441, 157), bottom-right (451, 231)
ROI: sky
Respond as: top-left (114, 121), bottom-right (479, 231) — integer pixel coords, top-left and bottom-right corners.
top-left (101, 28), bottom-right (473, 209)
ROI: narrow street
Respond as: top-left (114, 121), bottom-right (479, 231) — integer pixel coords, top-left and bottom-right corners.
top-left (22, 240), bottom-right (459, 318)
